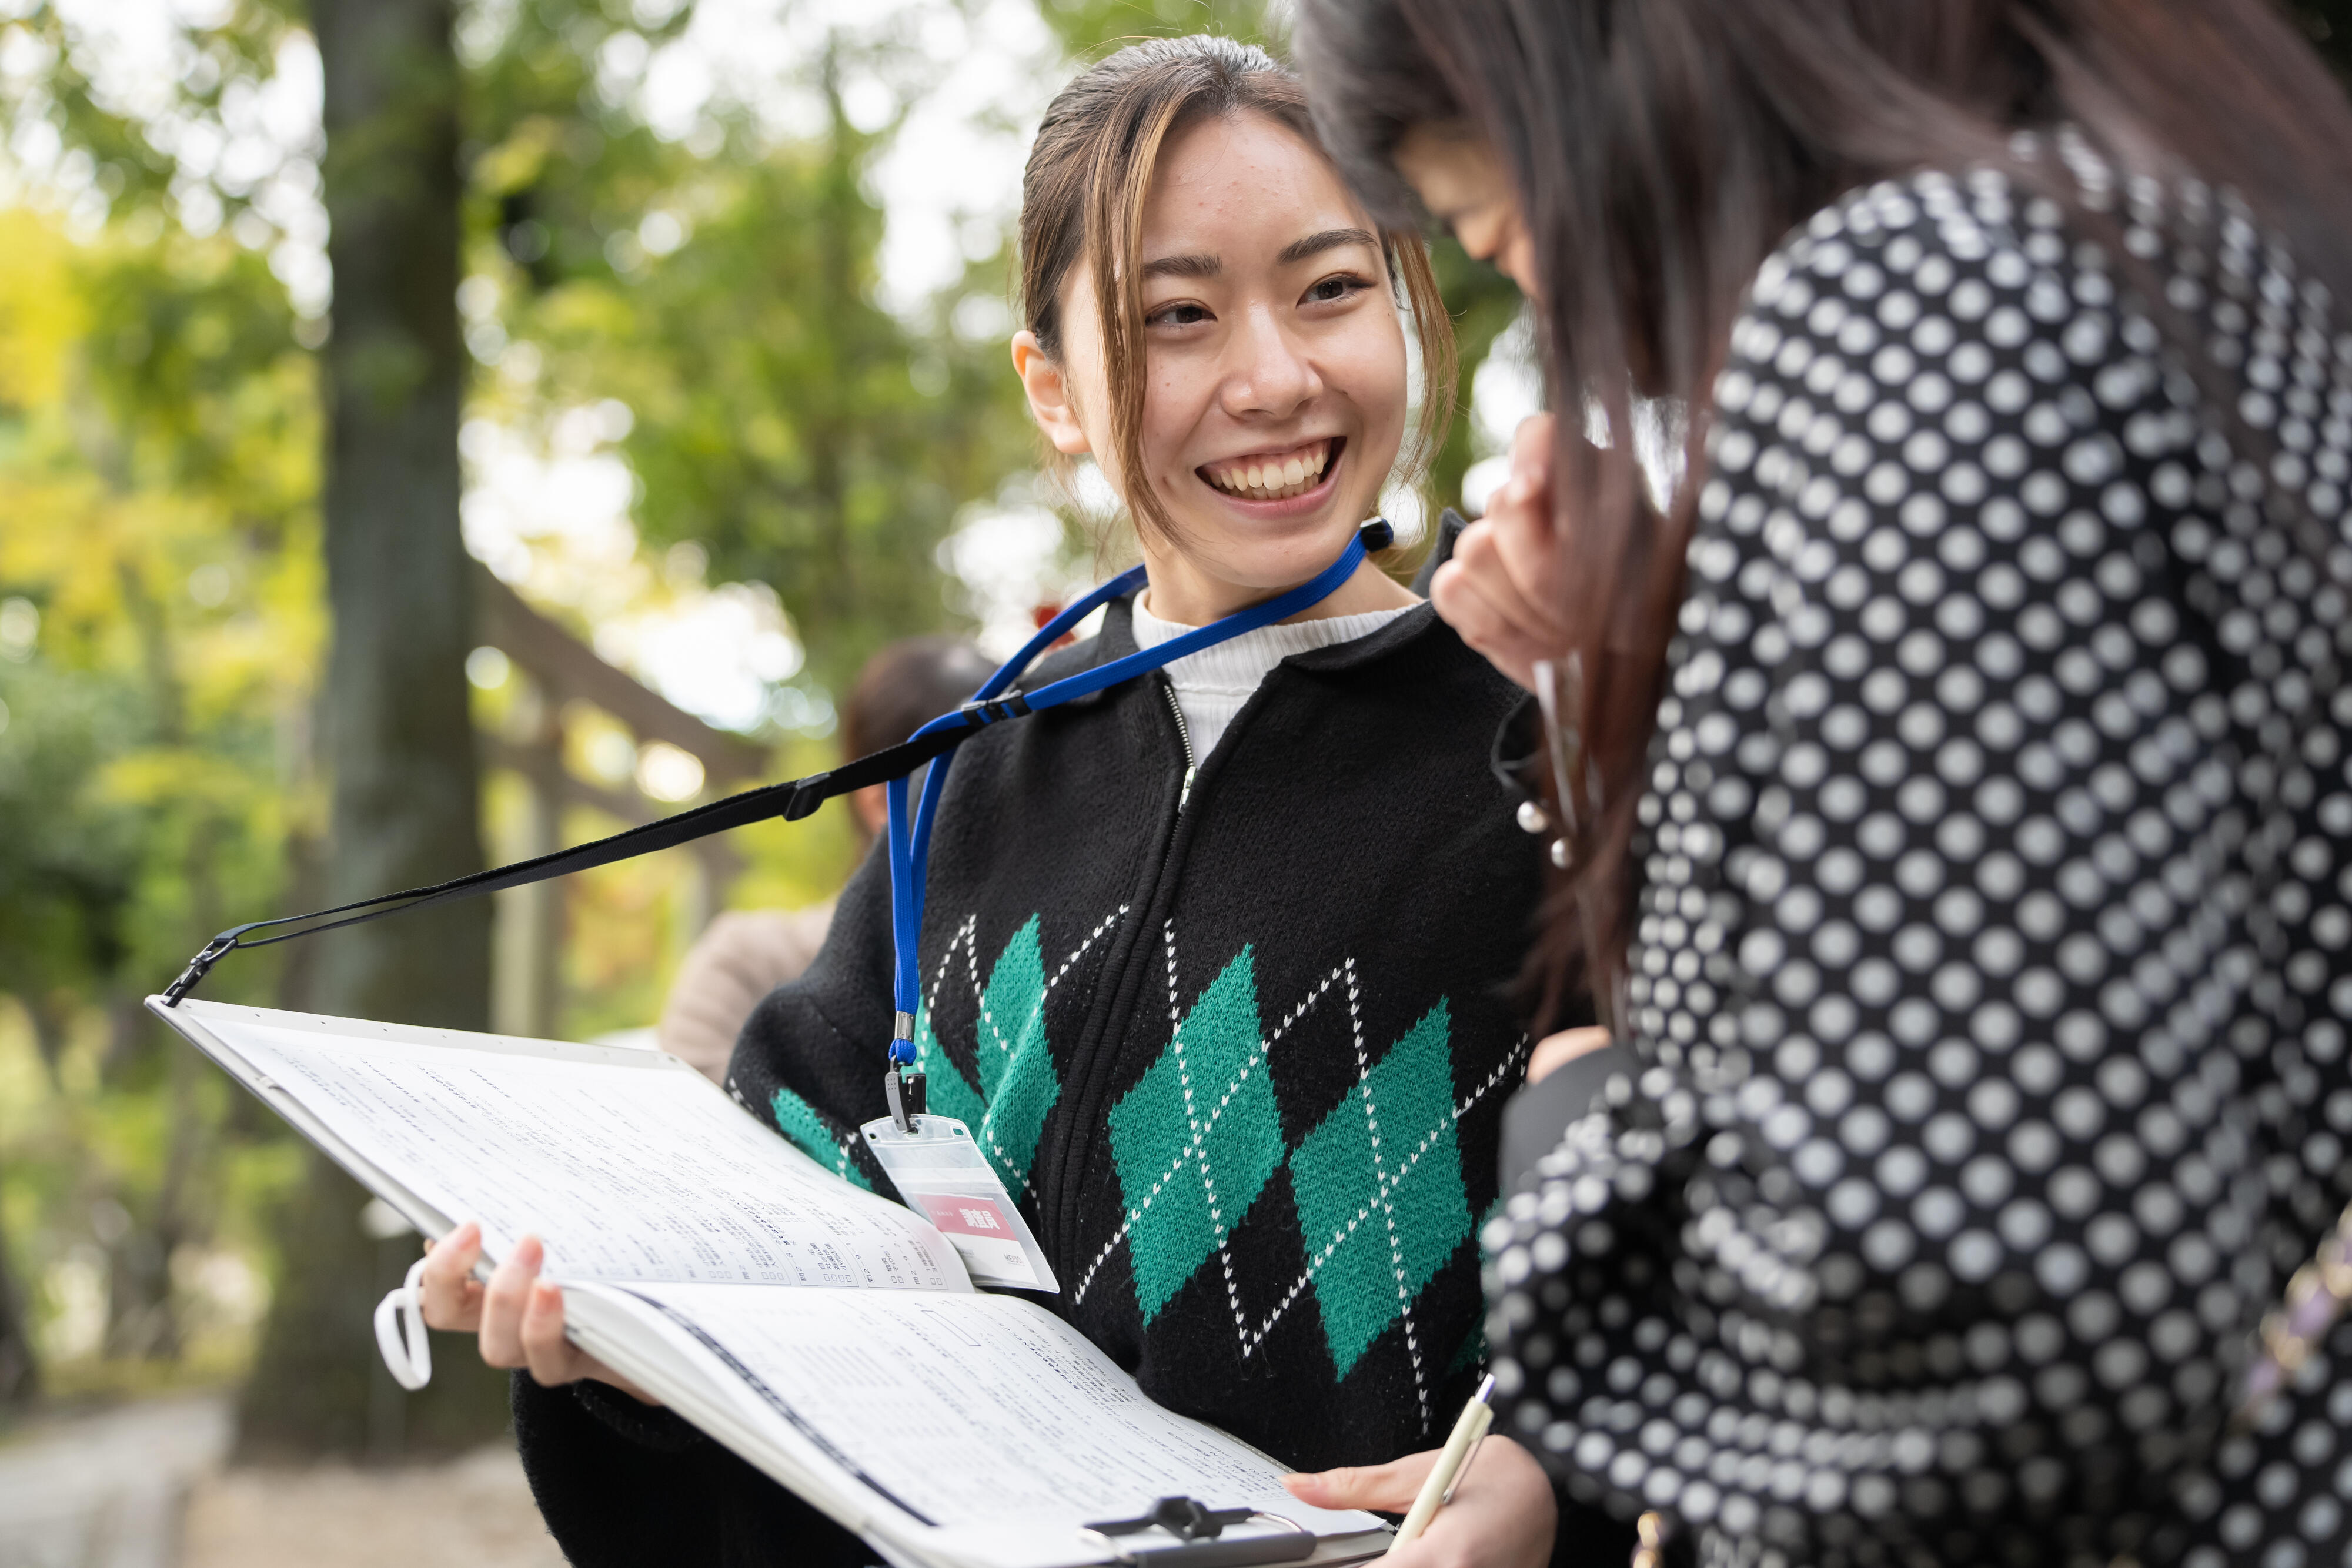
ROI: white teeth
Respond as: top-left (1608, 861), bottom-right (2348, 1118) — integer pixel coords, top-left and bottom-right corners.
top-left (1208, 442), bottom-right (1332, 497)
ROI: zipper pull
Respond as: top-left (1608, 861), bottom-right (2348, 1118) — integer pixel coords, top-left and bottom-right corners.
top-left (1158, 678), bottom-right (1198, 815)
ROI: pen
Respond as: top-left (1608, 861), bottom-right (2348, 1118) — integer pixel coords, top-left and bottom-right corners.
top-left (1388, 1373), bottom-right (1495, 1550)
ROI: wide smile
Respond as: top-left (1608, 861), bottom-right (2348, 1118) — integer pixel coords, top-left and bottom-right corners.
top-left (1197, 437), bottom-right (1345, 508)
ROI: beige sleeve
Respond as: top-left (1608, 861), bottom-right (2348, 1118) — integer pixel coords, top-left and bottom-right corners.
top-left (655, 902), bottom-right (837, 1084)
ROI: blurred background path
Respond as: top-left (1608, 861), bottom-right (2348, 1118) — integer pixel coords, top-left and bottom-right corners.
top-left (0, 1394), bottom-right (225, 1568)
top-left (0, 1393), bottom-right (559, 1568)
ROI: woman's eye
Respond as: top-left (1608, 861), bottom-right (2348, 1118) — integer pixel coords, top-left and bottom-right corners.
top-left (1148, 302), bottom-right (1212, 328)
top-left (1305, 273), bottom-right (1371, 305)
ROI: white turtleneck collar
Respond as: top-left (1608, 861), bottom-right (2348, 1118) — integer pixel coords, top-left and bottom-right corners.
top-left (1128, 596), bottom-right (1416, 761)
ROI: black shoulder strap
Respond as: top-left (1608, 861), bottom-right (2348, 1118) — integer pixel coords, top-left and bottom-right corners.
top-left (160, 721), bottom-right (976, 1005)
top-left (165, 516), bottom-right (1395, 1008)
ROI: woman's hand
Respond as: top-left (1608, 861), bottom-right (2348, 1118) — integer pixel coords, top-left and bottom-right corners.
top-left (419, 1222), bottom-right (662, 1405)
top-left (1282, 1434), bottom-right (1557, 1568)
top-left (1430, 413), bottom-right (1568, 693)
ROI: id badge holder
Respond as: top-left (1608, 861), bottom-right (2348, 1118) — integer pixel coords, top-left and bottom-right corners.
top-left (861, 1112), bottom-right (1060, 1293)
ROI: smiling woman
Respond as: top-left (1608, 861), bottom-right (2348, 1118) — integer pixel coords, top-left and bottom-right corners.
top-left (1007, 36), bottom-right (1453, 623)
top-left (458, 36), bottom-right (1585, 1568)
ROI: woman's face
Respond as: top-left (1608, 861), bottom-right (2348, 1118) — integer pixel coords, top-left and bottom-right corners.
top-left (1015, 112), bottom-right (1408, 621)
top-left (1392, 123), bottom-right (1540, 303)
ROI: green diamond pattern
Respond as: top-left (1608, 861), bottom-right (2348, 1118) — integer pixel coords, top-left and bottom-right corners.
top-left (1108, 947), bottom-right (1285, 1323)
top-left (1289, 1001), bottom-right (1471, 1376)
top-left (770, 1086), bottom-right (876, 1192)
top-left (918, 915), bottom-right (1060, 1193)
top-left (917, 1004), bottom-right (985, 1127)
top-left (881, 913), bottom-right (1481, 1380)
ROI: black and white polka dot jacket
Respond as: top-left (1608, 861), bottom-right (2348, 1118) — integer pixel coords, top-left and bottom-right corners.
top-left (1486, 146), bottom-right (2352, 1568)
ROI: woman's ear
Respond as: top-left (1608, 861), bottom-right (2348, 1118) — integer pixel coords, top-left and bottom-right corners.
top-left (1011, 330), bottom-right (1093, 457)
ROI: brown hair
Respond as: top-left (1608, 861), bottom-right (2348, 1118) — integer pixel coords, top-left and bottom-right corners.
top-left (1297, 0), bottom-right (2352, 1025)
top-left (1018, 35), bottom-right (1456, 546)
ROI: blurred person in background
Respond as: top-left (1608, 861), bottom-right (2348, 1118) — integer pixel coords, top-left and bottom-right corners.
top-left (1285, 1), bottom-right (2352, 1564)
top-left (654, 634), bottom-right (994, 1082)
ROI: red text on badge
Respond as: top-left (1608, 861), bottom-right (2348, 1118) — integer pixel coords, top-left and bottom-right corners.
top-left (914, 1193), bottom-right (1014, 1239)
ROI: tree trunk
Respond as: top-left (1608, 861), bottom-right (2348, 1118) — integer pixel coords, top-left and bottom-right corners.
top-left (0, 1185), bottom-right (35, 1416)
top-left (237, 0), bottom-right (508, 1458)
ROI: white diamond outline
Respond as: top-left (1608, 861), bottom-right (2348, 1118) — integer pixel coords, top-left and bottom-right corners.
top-left (1071, 953), bottom-right (1349, 1305)
top-left (915, 907), bottom-right (1129, 1198)
top-left (1237, 1034), bottom-right (1529, 1366)
top-left (1066, 945), bottom-right (1528, 1410)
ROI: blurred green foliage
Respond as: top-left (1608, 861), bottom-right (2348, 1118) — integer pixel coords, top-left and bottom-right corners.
top-left (1037, 0), bottom-right (1271, 56)
top-left (458, 5), bottom-right (1037, 695)
top-left (0, 202), bottom-right (322, 1403)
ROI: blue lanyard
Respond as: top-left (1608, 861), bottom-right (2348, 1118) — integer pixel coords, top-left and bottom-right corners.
top-left (881, 520), bottom-right (1392, 1069)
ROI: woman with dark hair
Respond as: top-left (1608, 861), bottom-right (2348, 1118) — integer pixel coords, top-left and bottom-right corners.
top-left (1284, 3), bottom-right (2352, 1564)
top-left (419, 34), bottom-right (1576, 1568)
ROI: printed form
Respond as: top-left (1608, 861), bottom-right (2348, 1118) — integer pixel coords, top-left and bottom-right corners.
top-left (619, 1284), bottom-right (1368, 1534)
top-left (212, 1020), bottom-right (966, 1292)
top-left (156, 1003), bottom-right (1388, 1568)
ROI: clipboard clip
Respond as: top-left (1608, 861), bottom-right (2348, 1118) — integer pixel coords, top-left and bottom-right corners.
top-left (1080, 1498), bottom-right (1314, 1567)
top-left (163, 934), bottom-right (238, 1007)
top-left (1091, 1498), bottom-right (1254, 1542)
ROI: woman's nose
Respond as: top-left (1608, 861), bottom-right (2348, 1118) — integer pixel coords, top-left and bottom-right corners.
top-left (1220, 304), bottom-right (1321, 418)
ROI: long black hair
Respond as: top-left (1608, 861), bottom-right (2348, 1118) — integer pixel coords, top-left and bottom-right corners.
top-left (1294, 0), bottom-right (2352, 1017)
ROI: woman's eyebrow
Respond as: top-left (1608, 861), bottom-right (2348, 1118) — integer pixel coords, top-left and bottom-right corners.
top-left (1142, 252), bottom-right (1220, 279)
top-left (1140, 227), bottom-right (1379, 280)
top-left (1277, 226), bottom-right (1378, 265)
